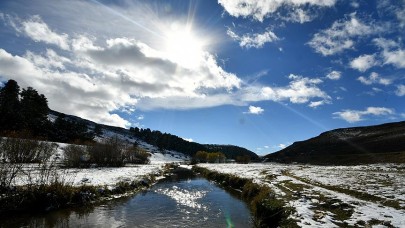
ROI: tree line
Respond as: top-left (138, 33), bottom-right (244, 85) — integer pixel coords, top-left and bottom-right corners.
top-left (129, 127), bottom-right (259, 160)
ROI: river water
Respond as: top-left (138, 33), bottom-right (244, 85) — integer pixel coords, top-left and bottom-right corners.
top-left (1, 171), bottom-right (253, 227)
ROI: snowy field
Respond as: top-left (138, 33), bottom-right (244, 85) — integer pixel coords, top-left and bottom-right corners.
top-left (13, 164), bottom-right (163, 187)
top-left (11, 146), bottom-right (186, 187)
top-left (198, 163), bottom-right (405, 227)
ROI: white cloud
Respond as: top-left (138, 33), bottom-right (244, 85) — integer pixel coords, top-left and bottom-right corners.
top-left (12, 15), bottom-right (70, 50)
top-left (218, 0), bottom-right (337, 22)
top-left (286, 8), bottom-right (313, 23)
top-left (309, 100), bottom-right (327, 108)
top-left (377, 0), bottom-right (405, 28)
top-left (333, 107), bottom-right (394, 123)
top-left (350, 1), bottom-right (360, 8)
top-left (372, 87), bottom-right (383, 93)
top-left (374, 38), bottom-right (405, 68)
top-left (227, 28), bottom-right (279, 49)
top-left (276, 8), bottom-right (317, 23)
top-left (182, 138), bottom-right (194, 142)
top-left (326, 70), bottom-right (341, 80)
top-left (308, 13), bottom-right (385, 56)
top-left (246, 105), bottom-right (264, 115)
top-left (278, 143), bottom-right (287, 149)
top-left (396, 85), bottom-right (405, 96)
top-left (242, 74), bottom-right (331, 106)
top-left (350, 54), bottom-right (378, 72)
top-left (357, 72), bottom-right (391, 86)
top-left (396, 4), bottom-right (405, 28)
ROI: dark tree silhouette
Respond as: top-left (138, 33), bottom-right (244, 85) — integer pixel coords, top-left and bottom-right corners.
top-left (20, 87), bottom-right (50, 136)
top-left (0, 80), bottom-right (22, 132)
top-left (50, 114), bottom-right (94, 143)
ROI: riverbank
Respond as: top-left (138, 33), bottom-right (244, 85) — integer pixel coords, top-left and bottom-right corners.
top-left (0, 163), bottom-right (176, 214)
top-left (193, 166), bottom-right (296, 228)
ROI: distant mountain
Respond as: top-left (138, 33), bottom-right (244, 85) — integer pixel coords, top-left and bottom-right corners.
top-left (265, 121), bottom-right (405, 165)
top-left (49, 110), bottom-right (258, 160)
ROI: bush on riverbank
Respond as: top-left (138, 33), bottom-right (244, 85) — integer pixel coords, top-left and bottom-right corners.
top-left (63, 137), bottom-right (151, 167)
top-left (0, 174), bottom-right (157, 214)
top-left (0, 137), bottom-right (59, 190)
top-left (192, 166), bottom-right (296, 228)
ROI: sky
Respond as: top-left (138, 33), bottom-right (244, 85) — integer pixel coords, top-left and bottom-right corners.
top-left (0, 0), bottom-right (404, 155)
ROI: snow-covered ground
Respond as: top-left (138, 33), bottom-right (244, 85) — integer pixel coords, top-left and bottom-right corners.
top-left (95, 128), bottom-right (191, 164)
top-left (13, 164), bottom-right (163, 187)
top-left (10, 143), bottom-right (187, 188)
top-left (198, 163), bottom-right (405, 227)
top-left (4, 123), bottom-right (189, 188)
top-left (149, 151), bottom-right (188, 164)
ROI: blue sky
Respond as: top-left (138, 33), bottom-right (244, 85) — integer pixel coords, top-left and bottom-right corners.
top-left (0, 0), bottom-right (404, 155)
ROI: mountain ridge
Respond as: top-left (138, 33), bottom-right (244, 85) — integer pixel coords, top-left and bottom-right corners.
top-left (265, 121), bottom-right (405, 165)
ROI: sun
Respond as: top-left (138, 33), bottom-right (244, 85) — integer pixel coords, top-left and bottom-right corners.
top-left (164, 24), bottom-right (206, 69)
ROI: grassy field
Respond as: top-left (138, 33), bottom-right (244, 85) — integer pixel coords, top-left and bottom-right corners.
top-left (198, 163), bottom-right (405, 227)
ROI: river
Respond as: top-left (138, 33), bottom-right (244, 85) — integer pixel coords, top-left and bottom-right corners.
top-left (1, 169), bottom-right (253, 227)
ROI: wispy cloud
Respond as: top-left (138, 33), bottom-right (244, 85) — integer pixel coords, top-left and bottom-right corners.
top-left (227, 28), bottom-right (279, 49)
top-left (326, 70), bottom-right (342, 80)
top-left (309, 100), bottom-right (328, 108)
top-left (357, 72), bottom-right (391, 86)
top-left (396, 85), bottom-right (405, 96)
top-left (333, 106), bottom-right (394, 123)
top-left (308, 13), bottom-right (385, 56)
top-left (374, 38), bottom-right (405, 68)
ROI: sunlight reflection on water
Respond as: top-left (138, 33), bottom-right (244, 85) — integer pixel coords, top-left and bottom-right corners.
top-left (154, 185), bottom-right (208, 210)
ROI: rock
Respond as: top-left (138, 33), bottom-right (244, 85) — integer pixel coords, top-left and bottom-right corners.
top-left (313, 210), bottom-right (325, 220)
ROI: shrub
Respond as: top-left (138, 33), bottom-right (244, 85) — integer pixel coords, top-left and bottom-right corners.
top-left (88, 137), bottom-right (126, 167)
top-left (63, 144), bottom-right (89, 168)
top-left (125, 146), bottom-right (150, 164)
top-left (236, 155), bottom-right (251, 164)
top-left (0, 138), bottom-right (58, 190)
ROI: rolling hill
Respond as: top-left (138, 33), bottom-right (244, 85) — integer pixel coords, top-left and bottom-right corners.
top-left (49, 110), bottom-right (258, 160)
top-left (265, 121), bottom-right (405, 165)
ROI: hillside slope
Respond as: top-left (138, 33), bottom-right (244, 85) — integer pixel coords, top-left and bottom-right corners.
top-left (49, 110), bottom-right (258, 160)
top-left (265, 121), bottom-right (405, 164)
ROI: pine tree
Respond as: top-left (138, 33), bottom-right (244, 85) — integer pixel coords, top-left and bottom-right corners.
top-left (20, 87), bottom-right (50, 136)
top-left (0, 80), bottom-right (22, 132)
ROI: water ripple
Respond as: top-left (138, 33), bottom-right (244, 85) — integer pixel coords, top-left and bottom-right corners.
top-left (155, 185), bottom-right (208, 210)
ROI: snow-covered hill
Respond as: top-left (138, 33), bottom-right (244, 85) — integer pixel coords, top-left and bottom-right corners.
top-left (96, 128), bottom-right (190, 163)
top-left (49, 110), bottom-right (190, 163)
